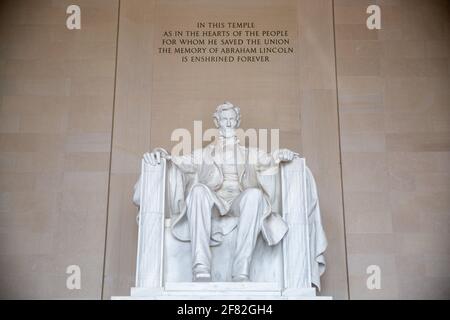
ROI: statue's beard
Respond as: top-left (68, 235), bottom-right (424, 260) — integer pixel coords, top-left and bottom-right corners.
top-left (219, 127), bottom-right (236, 138)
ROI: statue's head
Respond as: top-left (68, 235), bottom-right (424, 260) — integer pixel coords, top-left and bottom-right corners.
top-left (213, 101), bottom-right (241, 138)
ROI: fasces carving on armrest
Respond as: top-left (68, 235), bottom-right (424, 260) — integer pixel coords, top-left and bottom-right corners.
top-left (135, 158), bottom-right (167, 288)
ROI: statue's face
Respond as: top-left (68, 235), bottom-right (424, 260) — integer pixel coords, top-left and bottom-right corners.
top-left (217, 109), bottom-right (238, 138)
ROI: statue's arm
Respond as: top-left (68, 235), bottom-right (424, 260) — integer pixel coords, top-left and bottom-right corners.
top-left (133, 147), bottom-right (196, 207)
top-left (170, 153), bottom-right (197, 174)
top-left (253, 148), bottom-right (298, 174)
top-left (255, 149), bottom-right (278, 174)
top-left (272, 149), bottom-right (299, 163)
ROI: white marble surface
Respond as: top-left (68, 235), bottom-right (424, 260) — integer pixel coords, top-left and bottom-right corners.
top-left (134, 159), bottom-right (166, 288)
top-left (113, 295), bottom-right (332, 300)
top-left (131, 104), bottom-right (328, 299)
top-left (164, 282), bottom-right (280, 291)
top-left (164, 220), bottom-right (283, 283)
top-left (281, 158), bottom-right (311, 288)
top-left (132, 158), bottom-right (328, 298)
top-left (117, 283), bottom-right (328, 300)
top-left (113, 285), bottom-right (330, 300)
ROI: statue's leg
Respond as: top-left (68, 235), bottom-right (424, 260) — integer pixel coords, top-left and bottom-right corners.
top-left (231, 187), bottom-right (265, 281)
top-left (186, 183), bottom-right (214, 281)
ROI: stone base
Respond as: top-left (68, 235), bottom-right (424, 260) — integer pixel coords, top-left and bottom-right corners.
top-left (111, 282), bottom-right (333, 300)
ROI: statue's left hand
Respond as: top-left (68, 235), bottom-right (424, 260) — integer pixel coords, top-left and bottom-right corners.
top-left (276, 149), bottom-right (298, 162)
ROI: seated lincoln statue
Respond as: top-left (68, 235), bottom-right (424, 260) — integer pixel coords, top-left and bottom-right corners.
top-left (133, 102), bottom-right (327, 294)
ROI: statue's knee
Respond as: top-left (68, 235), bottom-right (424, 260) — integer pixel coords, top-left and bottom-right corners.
top-left (243, 187), bottom-right (264, 199)
top-left (189, 184), bottom-right (209, 199)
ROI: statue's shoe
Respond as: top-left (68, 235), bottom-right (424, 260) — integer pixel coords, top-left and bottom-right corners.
top-left (193, 272), bottom-right (211, 282)
top-left (192, 264), bottom-right (211, 282)
top-left (232, 274), bottom-right (250, 282)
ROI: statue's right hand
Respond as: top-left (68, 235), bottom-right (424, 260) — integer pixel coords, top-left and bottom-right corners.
top-left (143, 148), bottom-right (170, 165)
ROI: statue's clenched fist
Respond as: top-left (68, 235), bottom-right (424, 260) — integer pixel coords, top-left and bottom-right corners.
top-left (143, 148), bottom-right (171, 166)
top-left (274, 149), bottom-right (298, 162)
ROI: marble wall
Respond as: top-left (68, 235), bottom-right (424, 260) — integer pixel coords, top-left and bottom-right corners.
top-left (0, 0), bottom-right (119, 298)
top-left (335, 0), bottom-right (450, 299)
top-left (0, 0), bottom-right (448, 299)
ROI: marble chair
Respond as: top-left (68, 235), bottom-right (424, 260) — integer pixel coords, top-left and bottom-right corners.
top-left (130, 158), bottom-right (327, 299)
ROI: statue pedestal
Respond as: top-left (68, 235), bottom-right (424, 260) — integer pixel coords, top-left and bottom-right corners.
top-left (111, 283), bottom-right (332, 300)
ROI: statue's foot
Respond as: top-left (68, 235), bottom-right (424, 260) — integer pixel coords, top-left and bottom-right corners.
top-left (232, 274), bottom-right (249, 282)
top-left (193, 272), bottom-right (211, 282)
top-left (193, 265), bottom-right (211, 282)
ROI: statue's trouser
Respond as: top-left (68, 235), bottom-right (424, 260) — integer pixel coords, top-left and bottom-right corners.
top-left (186, 184), bottom-right (265, 279)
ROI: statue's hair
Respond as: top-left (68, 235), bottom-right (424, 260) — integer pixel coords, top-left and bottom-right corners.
top-left (213, 101), bottom-right (241, 128)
